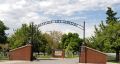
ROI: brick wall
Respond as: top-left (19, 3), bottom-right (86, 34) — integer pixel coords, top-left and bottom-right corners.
top-left (9, 44), bottom-right (32, 61)
top-left (79, 46), bottom-right (107, 64)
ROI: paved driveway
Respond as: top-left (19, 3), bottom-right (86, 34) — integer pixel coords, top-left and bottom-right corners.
top-left (0, 58), bottom-right (118, 64)
top-left (0, 58), bottom-right (79, 64)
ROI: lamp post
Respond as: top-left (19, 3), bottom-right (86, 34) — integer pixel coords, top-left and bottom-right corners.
top-left (83, 21), bottom-right (86, 63)
top-left (83, 21), bottom-right (85, 46)
top-left (28, 22), bottom-right (34, 60)
top-left (79, 21), bottom-right (86, 63)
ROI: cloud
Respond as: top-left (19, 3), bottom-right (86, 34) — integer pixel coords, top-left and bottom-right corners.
top-left (20, 12), bottom-right (50, 24)
top-left (0, 0), bottom-right (120, 17)
top-left (38, 0), bottom-right (120, 15)
top-left (0, 0), bottom-right (120, 37)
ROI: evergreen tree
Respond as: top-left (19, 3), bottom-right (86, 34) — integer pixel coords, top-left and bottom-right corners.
top-left (106, 7), bottom-right (118, 24)
top-left (0, 20), bottom-right (8, 44)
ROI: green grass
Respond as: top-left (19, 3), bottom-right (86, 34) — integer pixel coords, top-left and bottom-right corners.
top-left (107, 55), bottom-right (116, 62)
top-left (0, 55), bottom-right (9, 60)
top-left (107, 55), bottom-right (120, 64)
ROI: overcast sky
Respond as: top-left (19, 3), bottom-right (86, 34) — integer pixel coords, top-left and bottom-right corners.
top-left (0, 0), bottom-right (120, 38)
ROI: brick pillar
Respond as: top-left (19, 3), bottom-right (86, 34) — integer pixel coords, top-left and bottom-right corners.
top-left (79, 46), bottom-right (87, 63)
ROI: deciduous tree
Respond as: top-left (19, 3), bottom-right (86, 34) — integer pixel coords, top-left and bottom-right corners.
top-left (90, 7), bottom-right (120, 62)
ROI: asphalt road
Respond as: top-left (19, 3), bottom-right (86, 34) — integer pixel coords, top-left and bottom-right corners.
top-left (0, 57), bottom-right (118, 64)
top-left (0, 58), bottom-right (79, 64)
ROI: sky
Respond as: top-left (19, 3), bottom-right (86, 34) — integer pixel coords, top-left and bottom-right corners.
top-left (0, 0), bottom-right (120, 38)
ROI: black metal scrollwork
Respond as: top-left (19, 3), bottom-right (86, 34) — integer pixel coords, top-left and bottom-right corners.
top-left (38, 20), bottom-right (83, 30)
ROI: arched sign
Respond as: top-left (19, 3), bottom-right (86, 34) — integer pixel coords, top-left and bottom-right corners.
top-left (37, 20), bottom-right (85, 45)
top-left (38, 20), bottom-right (84, 30)
top-left (37, 20), bottom-right (86, 62)
top-left (38, 20), bottom-right (85, 44)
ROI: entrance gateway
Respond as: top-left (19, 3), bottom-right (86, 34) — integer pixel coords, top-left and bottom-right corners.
top-left (9, 20), bottom-right (85, 60)
top-left (37, 20), bottom-right (86, 61)
top-left (9, 20), bottom-right (106, 64)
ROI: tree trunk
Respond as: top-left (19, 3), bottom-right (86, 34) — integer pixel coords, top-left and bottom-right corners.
top-left (44, 51), bottom-right (46, 56)
top-left (44, 52), bottom-right (45, 56)
top-left (37, 51), bottom-right (39, 55)
top-left (116, 49), bottom-right (119, 62)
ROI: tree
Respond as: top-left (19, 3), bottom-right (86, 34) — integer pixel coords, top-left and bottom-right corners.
top-left (105, 23), bottom-right (120, 62)
top-left (89, 21), bottom-right (110, 52)
top-left (106, 7), bottom-right (118, 24)
top-left (0, 20), bottom-right (8, 44)
top-left (90, 7), bottom-right (120, 62)
top-left (61, 32), bottom-right (82, 55)
top-left (43, 31), bottom-right (63, 55)
top-left (9, 22), bottom-right (45, 54)
top-left (9, 24), bottom-right (30, 49)
top-left (38, 34), bottom-right (48, 55)
top-left (44, 31), bottom-right (63, 50)
top-left (0, 20), bottom-right (9, 57)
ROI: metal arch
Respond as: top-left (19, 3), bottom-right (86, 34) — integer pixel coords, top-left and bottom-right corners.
top-left (37, 20), bottom-right (84, 30)
top-left (37, 20), bottom-right (86, 63)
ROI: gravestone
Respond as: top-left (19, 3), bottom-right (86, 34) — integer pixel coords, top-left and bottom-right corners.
top-left (79, 46), bottom-right (107, 64)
